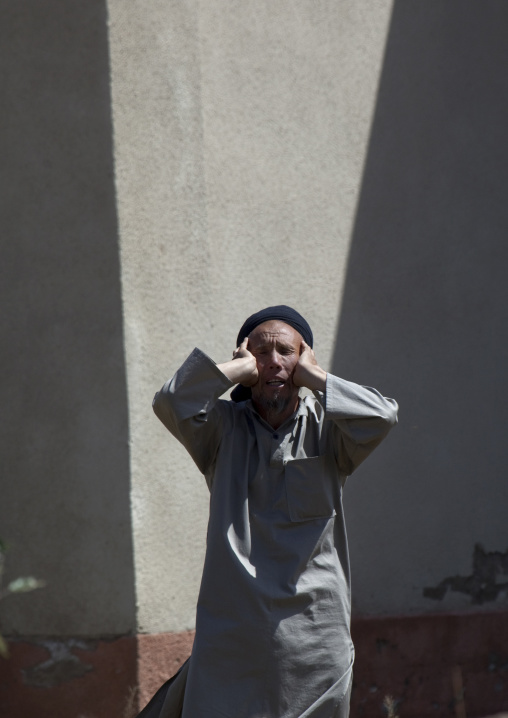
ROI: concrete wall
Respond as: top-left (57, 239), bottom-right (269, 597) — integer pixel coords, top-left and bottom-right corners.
top-left (0, 1), bottom-right (135, 637)
top-left (3, 1), bottom-right (508, 715)
top-left (107, 0), bottom-right (393, 634)
top-left (333, 0), bottom-right (508, 617)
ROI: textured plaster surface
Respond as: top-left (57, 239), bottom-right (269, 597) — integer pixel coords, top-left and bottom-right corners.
top-left (198, 0), bottom-right (394, 364)
top-left (107, 0), bottom-right (214, 635)
top-left (0, 1), bottom-right (135, 635)
top-left (107, 0), bottom-right (393, 633)
top-left (4, 0), bottom-right (507, 644)
top-left (333, 1), bottom-right (508, 616)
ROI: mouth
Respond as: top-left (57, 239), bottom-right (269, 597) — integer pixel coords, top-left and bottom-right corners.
top-left (266, 379), bottom-right (285, 388)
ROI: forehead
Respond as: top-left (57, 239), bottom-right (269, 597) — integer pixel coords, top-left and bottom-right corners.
top-left (248, 320), bottom-right (302, 346)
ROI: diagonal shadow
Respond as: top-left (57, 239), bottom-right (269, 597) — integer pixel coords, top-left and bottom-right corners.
top-left (0, 2), bottom-right (135, 635)
top-left (332, 0), bottom-right (508, 614)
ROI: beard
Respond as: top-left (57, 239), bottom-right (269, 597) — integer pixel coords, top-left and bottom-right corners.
top-left (255, 390), bottom-right (293, 416)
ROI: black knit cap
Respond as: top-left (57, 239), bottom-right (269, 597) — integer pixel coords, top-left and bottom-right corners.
top-left (231, 305), bottom-right (313, 403)
top-left (236, 304), bottom-right (313, 349)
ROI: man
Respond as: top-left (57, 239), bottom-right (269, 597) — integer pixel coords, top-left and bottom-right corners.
top-left (140, 305), bottom-right (398, 718)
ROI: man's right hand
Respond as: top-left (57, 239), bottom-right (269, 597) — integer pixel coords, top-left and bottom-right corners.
top-left (217, 338), bottom-right (259, 387)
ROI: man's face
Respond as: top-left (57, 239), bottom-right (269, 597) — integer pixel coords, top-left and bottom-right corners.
top-left (248, 320), bottom-right (302, 416)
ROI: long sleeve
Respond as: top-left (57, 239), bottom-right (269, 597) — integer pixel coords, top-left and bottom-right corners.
top-left (152, 348), bottom-right (234, 477)
top-left (323, 373), bottom-right (398, 475)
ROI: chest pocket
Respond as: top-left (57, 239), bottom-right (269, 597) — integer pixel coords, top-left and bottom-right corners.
top-left (284, 455), bottom-right (339, 522)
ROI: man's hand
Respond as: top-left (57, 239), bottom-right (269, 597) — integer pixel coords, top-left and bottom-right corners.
top-left (293, 341), bottom-right (327, 392)
top-left (217, 338), bottom-right (259, 386)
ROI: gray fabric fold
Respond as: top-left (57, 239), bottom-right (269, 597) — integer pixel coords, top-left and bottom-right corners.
top-left (146, 348), bottom-right (398, 718)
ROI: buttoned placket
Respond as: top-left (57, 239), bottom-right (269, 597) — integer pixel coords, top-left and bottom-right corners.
top-left (246, 400), bottom-right (306, 469)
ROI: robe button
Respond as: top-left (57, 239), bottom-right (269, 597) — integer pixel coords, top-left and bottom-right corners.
top-left (273, 433), bottom-right (278, 439)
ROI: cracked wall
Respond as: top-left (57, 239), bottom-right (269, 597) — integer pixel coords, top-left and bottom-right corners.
top-left (424, 544), bottom-right (508, 605)
top-left (0, 637), bottom-right (137, 718)
top-left (22, 640), bottom-right (95, 689)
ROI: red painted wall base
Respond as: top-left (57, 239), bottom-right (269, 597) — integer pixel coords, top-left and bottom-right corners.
top-left (0, 612), bottom-right (506, 717)
top-left (0, 636), bottom-right (138, 718)
top-left (351, 611), bottom-right (508, 718)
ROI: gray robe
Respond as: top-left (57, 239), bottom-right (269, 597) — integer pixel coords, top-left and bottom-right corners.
top-left (147, 348), bottom-right (398, 718)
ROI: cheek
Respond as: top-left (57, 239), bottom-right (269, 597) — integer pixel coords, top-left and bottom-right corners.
top-left (284, 357), bottom-right (299, 376)
top-left (255, 357), bottom-right (266, 374)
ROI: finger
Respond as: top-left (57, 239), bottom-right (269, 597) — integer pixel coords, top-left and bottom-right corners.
top-left (233, 338), bottom-right (249, 358)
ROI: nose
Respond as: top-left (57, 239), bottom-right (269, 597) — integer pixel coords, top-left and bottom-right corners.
top-left (267, 349), bottom-right (282, 368)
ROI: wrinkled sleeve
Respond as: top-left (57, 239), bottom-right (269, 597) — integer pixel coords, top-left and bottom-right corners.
top-left (323, 374), bottom-right (398, 476)
top-left (152, 347), bottom-right (234, 477)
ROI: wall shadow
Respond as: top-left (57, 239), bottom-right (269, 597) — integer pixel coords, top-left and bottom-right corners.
top-left (332, 1), bottom-right (508, 613)
top-left (0, 2), bottom-right (135, 634)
